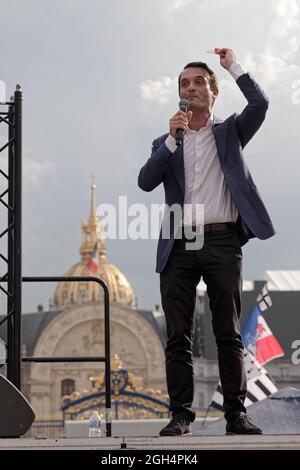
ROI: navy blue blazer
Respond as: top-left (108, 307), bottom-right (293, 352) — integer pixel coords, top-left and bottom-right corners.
top-left (138, 72), bottom-right (275, 273)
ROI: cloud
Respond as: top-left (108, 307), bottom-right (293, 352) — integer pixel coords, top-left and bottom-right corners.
top-left (271, 0), bottom-right (299, 59)
top-left (0, 140), bottom-right (55, 189)
top-left (265, 0), bottom-right (300, 61)
top-left (170, 0), bottom-right (195, 11)
top-left (140, 0), bottom-right (300, 107)
top-left (214, 78), bottom-right (242, 116)
top-left (243, 51), bottom-right (300, 90)
top-left (139, 76), bottom-right (177, 105)
top-left (23, 156), bottom-right (55, 187)
top-left (170, 0), bottom-right (238, 11)
top-left (242, 0), bottom-right (300, 88)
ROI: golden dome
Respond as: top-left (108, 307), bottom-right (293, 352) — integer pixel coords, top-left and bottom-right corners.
top-left (52, 184), bottom-right (136, 309)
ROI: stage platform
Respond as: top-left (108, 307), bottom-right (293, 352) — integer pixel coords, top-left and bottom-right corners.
top-left (1, 435), bottom-right (300, 450)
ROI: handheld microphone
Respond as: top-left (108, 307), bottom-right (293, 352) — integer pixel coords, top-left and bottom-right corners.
top-left (175, 99), bottom-right (190, 147)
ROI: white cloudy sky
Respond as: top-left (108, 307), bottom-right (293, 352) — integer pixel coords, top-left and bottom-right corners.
top-left (0, 0), bottom-right (300, 313)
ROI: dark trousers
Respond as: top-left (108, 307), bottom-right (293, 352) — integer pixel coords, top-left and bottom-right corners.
top-left (160, 228), bottom-right (247, 422)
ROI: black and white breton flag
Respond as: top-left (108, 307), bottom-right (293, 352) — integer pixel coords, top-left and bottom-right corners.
top-left (257, 284), bottom-right (272, 312)
top-left (210, 349), bottom-right (278, 411)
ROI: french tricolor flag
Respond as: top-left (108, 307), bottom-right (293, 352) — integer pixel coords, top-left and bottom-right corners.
top-left (241, 285), bottom-right (284, 365)
top-left (256, 315), bottom-right (284, 364)
top-left (86, 242), bottom-right (98, 274)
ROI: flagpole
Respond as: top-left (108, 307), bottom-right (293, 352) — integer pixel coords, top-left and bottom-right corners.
top-left (201, 404), bottom-right (211, 427)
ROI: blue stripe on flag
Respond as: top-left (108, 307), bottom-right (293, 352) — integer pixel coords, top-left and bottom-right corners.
top-left (241, 304), bottom-right (260, 349)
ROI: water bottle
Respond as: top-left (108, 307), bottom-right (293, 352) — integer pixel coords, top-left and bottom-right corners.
top-left (101, 416), bottom-right (106, 437)
top-left (88, 410), bottom-right (102, 437)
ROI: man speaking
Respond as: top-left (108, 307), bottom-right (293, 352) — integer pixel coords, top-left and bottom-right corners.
top-left (138, 48), bottom-right (275, 436)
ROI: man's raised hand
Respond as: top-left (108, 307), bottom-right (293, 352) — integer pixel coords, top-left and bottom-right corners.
top-left (208, 48), bottom-right (236, 70)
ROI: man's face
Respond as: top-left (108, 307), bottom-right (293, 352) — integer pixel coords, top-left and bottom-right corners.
top-left (179, 67), bottom-right (218, 111)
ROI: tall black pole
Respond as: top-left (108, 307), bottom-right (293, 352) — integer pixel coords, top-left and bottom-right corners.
top-left (13, 84), bottom-right (22, 389)
top-left (7, 97), bottom-right (15, 382)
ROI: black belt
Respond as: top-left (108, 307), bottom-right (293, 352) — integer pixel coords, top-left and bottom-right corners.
top-left (182, 222), bottom-right (236, 234)
top-left (204, 222), bottom-right (236, 234)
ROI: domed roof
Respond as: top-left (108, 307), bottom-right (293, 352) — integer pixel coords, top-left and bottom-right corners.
top-left (52, 184), bottom-right (136, 309)
top-left (53, 260), bottom-right (136, 307)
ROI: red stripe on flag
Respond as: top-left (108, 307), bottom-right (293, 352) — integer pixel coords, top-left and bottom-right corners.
top-left (256, 334), bottom-right (284, 365)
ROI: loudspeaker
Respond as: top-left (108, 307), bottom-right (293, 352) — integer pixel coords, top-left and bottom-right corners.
top-left (0, 374), bottom-right (35, 437)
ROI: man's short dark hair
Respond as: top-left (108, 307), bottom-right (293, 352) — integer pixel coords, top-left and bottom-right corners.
top-left (178, 62), bottom-right (218, 92)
